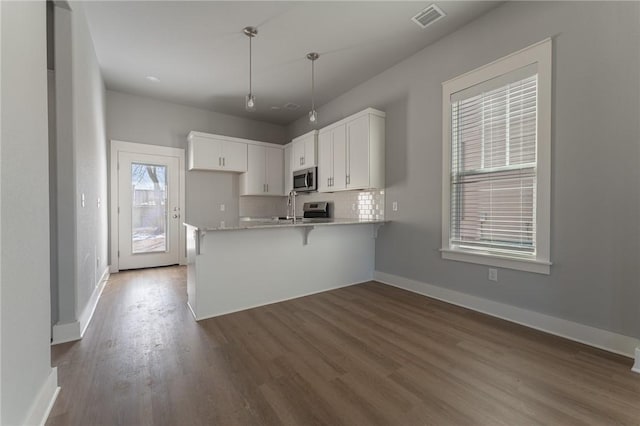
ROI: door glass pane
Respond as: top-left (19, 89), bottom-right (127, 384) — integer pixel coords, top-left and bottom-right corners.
top-left (131, 163), bottom-right (167, 254)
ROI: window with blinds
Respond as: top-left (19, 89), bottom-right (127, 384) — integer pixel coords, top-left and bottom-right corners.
top-left (449, 71), bottom-right (538, 257)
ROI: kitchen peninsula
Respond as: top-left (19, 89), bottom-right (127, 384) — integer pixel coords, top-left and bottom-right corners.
top-left (184, 218), bottom-right (386, 320)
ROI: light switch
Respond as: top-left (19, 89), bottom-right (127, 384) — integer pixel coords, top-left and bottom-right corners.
top-left (220, 204), bottom-right (225, 212)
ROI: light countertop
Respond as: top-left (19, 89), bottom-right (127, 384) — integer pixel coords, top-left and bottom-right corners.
top-left (184, 217), bottom-right (388, 232)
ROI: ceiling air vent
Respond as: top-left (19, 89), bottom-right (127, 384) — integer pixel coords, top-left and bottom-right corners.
top-left (283, 102), bottom-right (300, 111)
top-left (411, 4), bottom-right (446, 29)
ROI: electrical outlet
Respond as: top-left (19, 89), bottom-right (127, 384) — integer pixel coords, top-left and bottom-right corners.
top-left (392, 201), bottom-right (398, 211)
top-left (352, 203), bottom-right (357, 211)
top-left (220, 204), bottom-right (225, 212)
top-left (488, 268), bottom-right (498, 281)
top-left (81, 193), bottom-right (85, 208)
top-left (97, 197), bottom-right (101, 208)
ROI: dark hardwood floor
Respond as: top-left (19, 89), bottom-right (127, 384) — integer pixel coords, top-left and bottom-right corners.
top-left (47, 266), bottom-right (640, 425)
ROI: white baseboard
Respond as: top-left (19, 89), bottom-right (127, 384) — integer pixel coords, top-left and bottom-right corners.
top-left (24, 367), bottom-right (59, 426)
top-left (51, 320), bottom-right (81, 345)
top-left (52, 267), bottom-right (109, 345)
top-left (79, 266), bottom-right (110, 337)
top-left (633, 348), bottom-right (640, 373)
top-left (186, 301), bottom-right (197, 321)
top-left (374, 271), bottom-right (640, 367)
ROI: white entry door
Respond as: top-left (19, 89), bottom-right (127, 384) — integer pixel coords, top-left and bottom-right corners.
top-left (117, 151), bottom-right (181, 270)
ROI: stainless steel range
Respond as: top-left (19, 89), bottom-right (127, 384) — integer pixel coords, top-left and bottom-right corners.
top-left (302, 201), bottom-right (330, 222)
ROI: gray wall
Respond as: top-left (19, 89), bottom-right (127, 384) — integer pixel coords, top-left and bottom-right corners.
top-left (1, 1), bottom-right (55, 423)
top-left (52, 1), bottom-right (109, 328)
top-left (72, 1), bottom-right (109, 327)
top-left (106, 90), bottom-right (289, 227)
top-left (288, 1), bottom-right (640, 339)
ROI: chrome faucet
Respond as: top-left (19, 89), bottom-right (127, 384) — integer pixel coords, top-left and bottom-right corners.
top-left (287, 190), bottom-right (298, 223)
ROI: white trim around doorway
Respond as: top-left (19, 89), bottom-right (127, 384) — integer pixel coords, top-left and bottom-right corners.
top-left (109, 140), bottom-right (187, 273)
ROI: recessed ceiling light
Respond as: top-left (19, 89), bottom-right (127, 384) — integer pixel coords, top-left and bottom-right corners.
top-left (145, 75), bottom-right (160, 83)
top-left (270, 106), bottom-right (281, 110)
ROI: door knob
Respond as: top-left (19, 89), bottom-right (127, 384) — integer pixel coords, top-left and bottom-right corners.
top-left (172, 214), bottom-right (180, 219)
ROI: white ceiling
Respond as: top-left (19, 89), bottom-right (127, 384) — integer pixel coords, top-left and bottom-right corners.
top-left (83, 1), bottom-right (501, 125)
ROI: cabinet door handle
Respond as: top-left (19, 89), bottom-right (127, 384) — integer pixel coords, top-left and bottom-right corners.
top-left (302, 156), bottom-right (305, 165)
top-left (223, 157), bottom-right (226, 167)
top-left (346, 175), bottom-right (350, 185)
top-left (218, 157), bottom-right (221, 166)
top-left (266, 183), bottom-right (269, 192)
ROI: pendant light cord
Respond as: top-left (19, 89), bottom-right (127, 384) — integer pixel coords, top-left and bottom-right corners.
top-left (311, 59), bottom-right (315, 111)
top-left (249, 35), bottom-right (252, 96)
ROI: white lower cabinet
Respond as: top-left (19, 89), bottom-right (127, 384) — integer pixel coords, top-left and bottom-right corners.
top-left (240, 145), bottom-right (284, 196)
top-left (318, 108), bottom-right (385, 192)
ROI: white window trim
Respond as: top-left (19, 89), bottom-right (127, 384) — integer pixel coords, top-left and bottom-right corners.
top-left (441, 38), bottom-right (552, 275)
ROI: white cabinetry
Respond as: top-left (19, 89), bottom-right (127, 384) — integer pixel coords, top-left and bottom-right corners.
top-left (284, 143), bottom-right (293, 194)
top-left (187, 132), bottom-right (247, 172)
top-left (318, 125), bottom-right (346, 192)
top-left (317, 108), bottom-right (385, 192)
top-left (291, 130), bottom-right (317, 171)
top-left (240, 145), bottom-right (284, 196)
top-left (266, 146), bottom-right (284, 195)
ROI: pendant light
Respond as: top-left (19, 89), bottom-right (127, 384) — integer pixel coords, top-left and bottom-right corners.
top-left (307, 52), bottom-right (319, 123)
top-left (243, 26), bottom-right (257, 111)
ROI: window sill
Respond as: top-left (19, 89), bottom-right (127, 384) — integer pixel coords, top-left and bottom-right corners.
top-left (440, 248), bottom-right (551, 275)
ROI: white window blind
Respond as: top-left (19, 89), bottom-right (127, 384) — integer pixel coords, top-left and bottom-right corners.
top-left (450, 72), bottom-right (538, 257)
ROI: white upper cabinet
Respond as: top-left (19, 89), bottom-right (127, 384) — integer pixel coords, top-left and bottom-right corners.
top-left (284, 143), bottom-right (293, 195)
top-left (240, 145), bottom-right (284, 196)
top-left (317, 108), bottom-right (385, 193)
top-left (222, 140), bottom-right (248, 172)
top-left (187, 132), bottom-right (247, 172)
top-left (265, 146), bottom-right (284, 196)
top-left (291, 130), bottom-right (317, 171)
top-left (346, 115), bottom-right (371, 190)
top-left (317, 131), bottom-right (333, 192)
top-left (318, 125), bottom-right (346, 192)
top-left (243, 144), bottom-right (266, 195)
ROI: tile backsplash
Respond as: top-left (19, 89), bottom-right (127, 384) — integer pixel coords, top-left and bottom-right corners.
top-left (239, 190), bottom-right (385, 220)
top-left (293, 190), bottom-right (385, 220)
top-left (239, 196), bottom-right (285, 218)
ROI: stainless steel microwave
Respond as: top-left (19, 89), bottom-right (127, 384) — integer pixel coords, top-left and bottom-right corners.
top-left (293, 167), bottom-right (317, 192)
